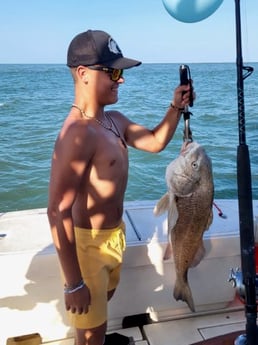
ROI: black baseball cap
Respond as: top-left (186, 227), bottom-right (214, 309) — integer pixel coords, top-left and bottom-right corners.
top-left (67, 30), bottom-right (141, 69)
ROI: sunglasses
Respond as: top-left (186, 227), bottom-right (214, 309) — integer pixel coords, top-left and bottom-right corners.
top-left (87, 66), bottom-right (123, 82)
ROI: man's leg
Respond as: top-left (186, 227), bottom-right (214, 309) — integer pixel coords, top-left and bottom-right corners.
top-left (73, 289), bottom-right (116, 345)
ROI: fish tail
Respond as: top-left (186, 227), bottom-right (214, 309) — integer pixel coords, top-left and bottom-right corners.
top-left (173, 279), bottom-right (196, 312)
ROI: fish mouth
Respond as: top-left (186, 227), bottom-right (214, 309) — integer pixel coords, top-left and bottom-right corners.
top-left (180, 142), bottom-right (191, 155)
top-left (180, 141), bottom-right (198, 156)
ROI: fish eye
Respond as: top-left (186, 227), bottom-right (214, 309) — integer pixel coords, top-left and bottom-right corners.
top-left (191, 161), bottom-right (199, 169)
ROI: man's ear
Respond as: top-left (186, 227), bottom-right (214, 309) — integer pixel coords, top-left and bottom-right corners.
top-left (77, 66), bottom-right (88, 83)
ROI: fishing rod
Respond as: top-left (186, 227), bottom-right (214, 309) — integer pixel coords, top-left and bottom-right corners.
top-left (233, 0), bottom-right (257, 344)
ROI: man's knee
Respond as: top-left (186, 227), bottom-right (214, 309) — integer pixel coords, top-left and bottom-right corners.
top-left (75, 322), bottom-right (107, 345)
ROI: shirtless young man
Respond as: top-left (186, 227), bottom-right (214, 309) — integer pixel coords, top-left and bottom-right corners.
top-left (47, 30), bottom-right (192, 345)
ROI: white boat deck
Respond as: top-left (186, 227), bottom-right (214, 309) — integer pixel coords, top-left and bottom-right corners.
top-left (44, 306), bottom-right (246, 345)
top-left (1, 199), bottom-right (257, 345)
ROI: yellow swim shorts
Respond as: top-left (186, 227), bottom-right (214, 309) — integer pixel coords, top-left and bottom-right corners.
top-left (67, 222), bottom-right (126, 329)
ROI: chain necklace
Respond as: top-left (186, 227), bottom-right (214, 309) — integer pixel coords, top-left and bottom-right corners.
top-left (71, 104), bottom-right (127, 148)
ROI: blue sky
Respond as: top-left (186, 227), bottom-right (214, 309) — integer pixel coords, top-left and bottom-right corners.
top-left (1, 0), bottom-right (257, 64)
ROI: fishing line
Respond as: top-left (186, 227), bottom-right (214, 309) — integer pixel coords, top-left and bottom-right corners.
top-left (241, 0), bottom-right (250, 62)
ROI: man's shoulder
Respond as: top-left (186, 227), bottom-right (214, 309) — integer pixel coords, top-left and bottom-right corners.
top-left (55, 118), bottom-right (95, 150)
top-left (63, 116), bottom-right (95, 135)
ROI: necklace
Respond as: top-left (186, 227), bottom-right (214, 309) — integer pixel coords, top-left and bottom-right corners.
top-left (71, 104), bottom-right (127, 148)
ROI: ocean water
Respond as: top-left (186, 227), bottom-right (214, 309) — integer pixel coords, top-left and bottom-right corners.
top-left (0, 63), bottom-right (257, 213)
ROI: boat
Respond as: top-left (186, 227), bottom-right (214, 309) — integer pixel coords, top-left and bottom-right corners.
top-left (1, 199), bottom-right (258, 344)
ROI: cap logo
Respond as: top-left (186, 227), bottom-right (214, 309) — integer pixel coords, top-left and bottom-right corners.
top-left (108, 37), bottom-right (122, 55)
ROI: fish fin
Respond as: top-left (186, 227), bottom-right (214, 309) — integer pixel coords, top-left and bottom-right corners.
top-left (163, 242), bottom-right (173, 260)
top-left (167, 195), bottom-right (178, 230)
top-left (205, 209), bottom-right (213, 230)
top-left (153, 192), bottom-right (170, 216)
top-left (173, 279), bottom-right (195, 312)
top-left (190, 242), bottom-right (206, 267)
top-left (163, 196), bottom-right (178, 260)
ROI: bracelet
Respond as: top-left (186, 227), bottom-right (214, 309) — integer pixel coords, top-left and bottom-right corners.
top-left (170, 102), bottom-right (185, 111)
top-left (64, 279), bottom-right (85, 294)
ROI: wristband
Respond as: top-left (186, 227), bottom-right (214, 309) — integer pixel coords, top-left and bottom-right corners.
top-left (64, 279), bottom-right (85, 294)
top-left (170, 102), bottom-right (185, 111)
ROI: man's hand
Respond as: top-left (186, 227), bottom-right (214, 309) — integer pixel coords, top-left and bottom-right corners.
top-left (65, 284), bottom-right (91, 314)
